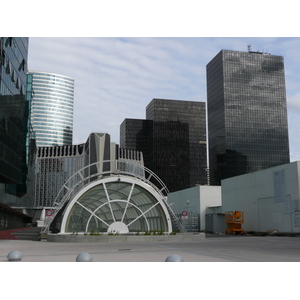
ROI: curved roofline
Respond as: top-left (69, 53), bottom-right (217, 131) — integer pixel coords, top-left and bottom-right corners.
top-left (60, 175), bottom-right (172, 234)
top-left (28, 70), bottom-right (74, 80)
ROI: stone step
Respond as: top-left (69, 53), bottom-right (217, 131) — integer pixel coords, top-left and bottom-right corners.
top-left (11, 227), bottom-right (42, 241)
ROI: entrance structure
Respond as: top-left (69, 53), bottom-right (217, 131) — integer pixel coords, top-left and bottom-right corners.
top-left (42, 160), bottom-right (184, 234)
top-left (61, 176), bottom-right (171, 233)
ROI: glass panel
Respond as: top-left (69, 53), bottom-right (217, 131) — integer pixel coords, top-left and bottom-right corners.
top-left (64, 180), bottom-right (169, 233)
top-left (66, 202), bottom-right (91, 232)
top-left (105, 182), bottom-right (132, 200)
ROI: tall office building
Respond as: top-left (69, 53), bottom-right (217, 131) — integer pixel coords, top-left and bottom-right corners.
top-left (0, 37), bottom-right (29, 197)
top-left (207, 49), bottom-right (290, 185)
top-left (120, 119), bottom-right (152, 166)
top-left (28, 71), bottom-right (74, 147)
top-left (120, 99), bottom-right (207, 192)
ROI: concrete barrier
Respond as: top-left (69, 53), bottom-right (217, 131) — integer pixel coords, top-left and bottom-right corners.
top-left (7, 250), bottom-right (23, 261)
top-left (76, 252), bottom-right (93, 262)
top-left (165, 254), bottom-right (184, 262)
top-left (47, 232), bottom-right (205, 243)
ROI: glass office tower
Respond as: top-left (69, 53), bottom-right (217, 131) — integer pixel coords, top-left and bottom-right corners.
top-left (0, 37), bottom-right (29, 197)
top-left (28, 71), bottom-right (74, 147)
top-left (207, 49), bottom-right (290, 185)
top-left (146, 99), bottom-right (207, 189)
top-left (120, 98), bottom-right (207, 192)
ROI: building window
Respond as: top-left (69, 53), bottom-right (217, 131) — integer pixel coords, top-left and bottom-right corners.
top-left (5, 37), bottom-right (12, 47)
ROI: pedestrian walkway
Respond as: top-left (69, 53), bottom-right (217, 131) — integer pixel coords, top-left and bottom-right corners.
top-left (1, 235), bottom-right (300, 262)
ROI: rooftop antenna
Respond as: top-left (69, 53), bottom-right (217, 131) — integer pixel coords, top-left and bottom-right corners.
top-left (247, 44), bottom-right (252, 52)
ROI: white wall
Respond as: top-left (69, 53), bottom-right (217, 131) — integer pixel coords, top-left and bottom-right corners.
top-left (167, 186), bottom-right (200, 216)
top-left (168, 185), bottom-right (221, 231)
top-left (221, 161), bottom-right (300, 233)
top-left (199, 186), bottom-right (222, 230)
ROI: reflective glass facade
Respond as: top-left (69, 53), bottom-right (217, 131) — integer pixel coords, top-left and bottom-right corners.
top-left (0, 38), bottom-right (29, 194)
top-left (147, 99), bottom-right (207, 190)
top-left (120, 98), bottom-right (207, 192)
top-left (29, 71), bottom-right (74, 147)
top-left (207, 50), bottom-right (290, 185)
top-left (120, 119), bottom-right (152, 170)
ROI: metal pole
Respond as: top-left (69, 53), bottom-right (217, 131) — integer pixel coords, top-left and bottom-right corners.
top-left (186, 200), bottom-right (189, 231)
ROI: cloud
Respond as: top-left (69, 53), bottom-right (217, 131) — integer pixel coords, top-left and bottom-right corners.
top-left (287, 93), bottom-right (300, 113)
top-left (28, 37), bottom-right (300, 162)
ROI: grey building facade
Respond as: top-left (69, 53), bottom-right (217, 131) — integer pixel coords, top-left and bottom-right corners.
top-left (207, 49), bottom-right (290, 185)
top-left (33, 133), bottom-right (144, 210)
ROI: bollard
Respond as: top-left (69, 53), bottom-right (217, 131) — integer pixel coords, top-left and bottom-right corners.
top-left (7, 250), bottom-right (23, 261)
top-left (165, 254), bottom-right (184, 262)
top-left (76, 252), bottom-right (93, 262)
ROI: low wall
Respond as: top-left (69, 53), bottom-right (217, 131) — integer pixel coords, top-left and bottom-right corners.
top-left (47, 232), bottom-right (205, 243)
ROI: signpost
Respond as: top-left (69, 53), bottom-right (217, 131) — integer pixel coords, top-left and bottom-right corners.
top-left (45, 209), bottom-right (53, 221)
top-left (181, 210), bottom-right (188, 220)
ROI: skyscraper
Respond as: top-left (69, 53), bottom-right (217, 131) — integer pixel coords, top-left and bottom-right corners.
top-left (28, 71), bottom-right (74, 147)
top-left (207, 49), bottom-right (290, 185)
top-left (120, 98), bottom-right (207, 192)
top-left (0, 37), bottom-right (29, 197)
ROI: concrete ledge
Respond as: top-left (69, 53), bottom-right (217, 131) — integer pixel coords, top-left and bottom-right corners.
top-left (46, 232), bottom-right (205, 243)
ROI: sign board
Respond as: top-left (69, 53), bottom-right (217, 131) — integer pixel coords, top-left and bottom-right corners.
top-left (45, 209), bottom-right (53, 220)
top-left (181, 211), bottom-right (188, 220)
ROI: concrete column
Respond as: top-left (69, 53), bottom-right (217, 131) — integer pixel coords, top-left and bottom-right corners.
top-left (40, 208), bottom-right (46, 221)
top-left (37, 208), bottom-right (46, 227)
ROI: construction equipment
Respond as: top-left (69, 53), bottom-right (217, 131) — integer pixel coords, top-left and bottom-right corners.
top-left (225, 211), bottom-right (244, 235)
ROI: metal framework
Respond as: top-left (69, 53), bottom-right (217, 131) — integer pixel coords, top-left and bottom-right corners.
top-left (41, 160), bottom-right (185, 234)
top-left (60, 176), bottom-right (171, 233)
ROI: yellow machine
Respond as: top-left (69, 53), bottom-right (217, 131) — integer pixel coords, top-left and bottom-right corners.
top-left (225, 211), bottom-right (244, 235)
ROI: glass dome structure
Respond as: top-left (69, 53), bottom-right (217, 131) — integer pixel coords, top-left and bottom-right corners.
top-left (60, 176), bottom-right (172, 234)
top-left (42, 160), bottom-right (183, 235)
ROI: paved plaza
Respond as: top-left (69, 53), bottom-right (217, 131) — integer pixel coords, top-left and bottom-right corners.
top-left (1, 234), bottom-right (300, 262)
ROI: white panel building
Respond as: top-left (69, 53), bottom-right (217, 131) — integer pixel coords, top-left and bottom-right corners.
top-left (221, 161), bottom-right (300, 233)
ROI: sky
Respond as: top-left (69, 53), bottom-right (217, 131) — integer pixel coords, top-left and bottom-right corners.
top-left (6, 1), bottom-right (300, 162)
top-left (27, 37), bottom-right (300, 162)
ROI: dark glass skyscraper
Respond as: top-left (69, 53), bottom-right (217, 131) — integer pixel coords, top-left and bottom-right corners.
top-left (207, 49), bottom-right (290, 185)
top-left (0, 37), bottom-right (29, 196)
top-left (120, 98), bottom-right (207, 192)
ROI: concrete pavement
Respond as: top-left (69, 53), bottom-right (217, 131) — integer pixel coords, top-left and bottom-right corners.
top-left (1, 234), bottom-right (300, 262)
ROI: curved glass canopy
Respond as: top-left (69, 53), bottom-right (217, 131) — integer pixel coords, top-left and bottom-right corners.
top-left (60, 176), bottom-right (172, 234)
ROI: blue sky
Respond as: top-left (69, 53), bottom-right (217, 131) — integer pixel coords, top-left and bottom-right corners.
top-left (27, 37), bottom-right (300, 162)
